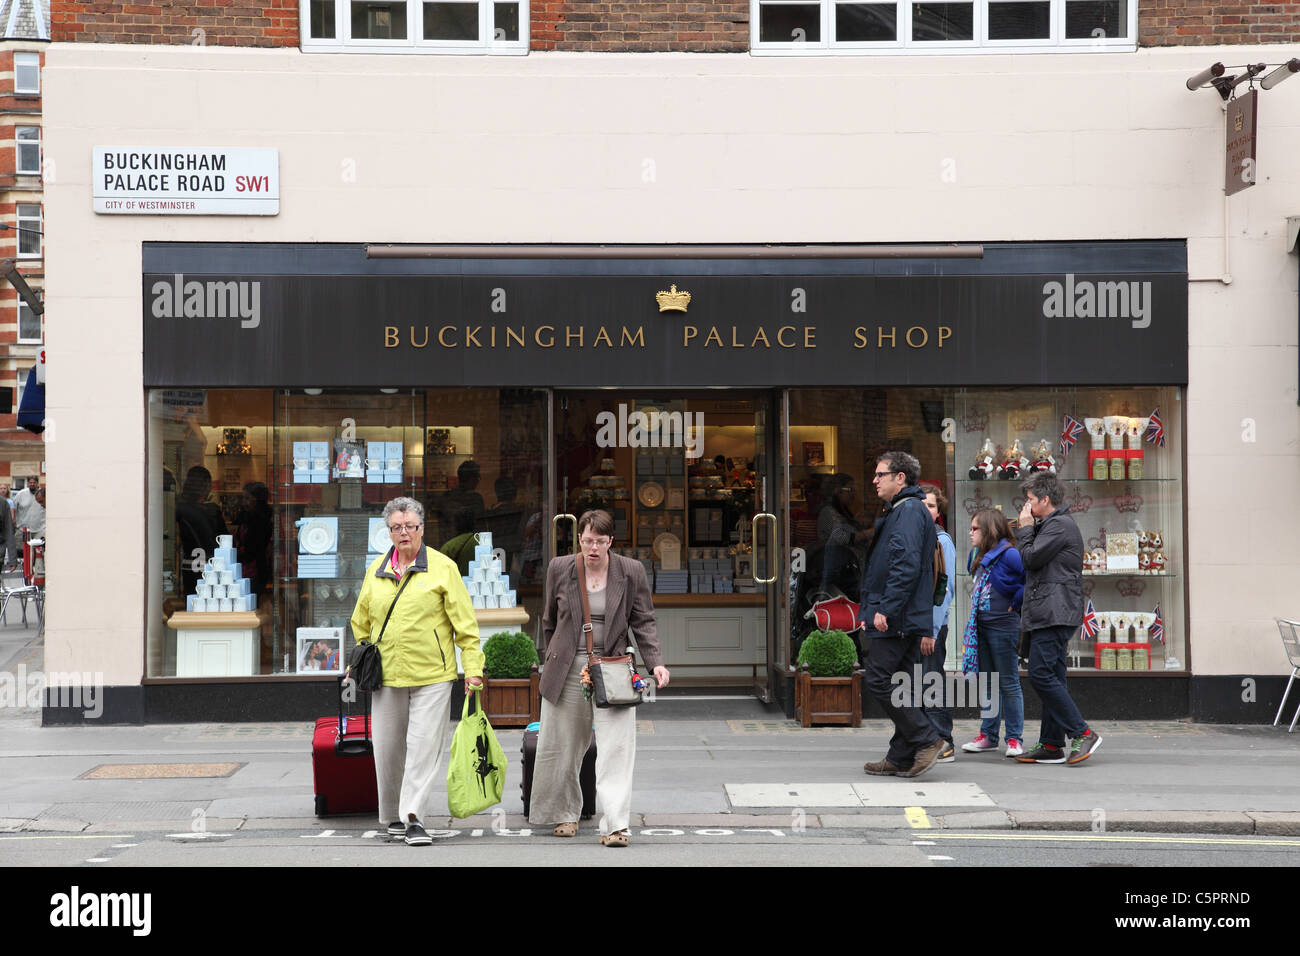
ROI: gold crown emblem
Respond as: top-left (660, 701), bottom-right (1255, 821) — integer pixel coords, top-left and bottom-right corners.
top-left (656, 284), bottom-right (691, 313)
top-left (1233, 113), bottom-right (1244, 132)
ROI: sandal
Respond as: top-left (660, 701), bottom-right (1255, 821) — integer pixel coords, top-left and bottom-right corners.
top-left (599, 829), bottom-right (629, 848)
top-left (552, 821), bottom-right (578, 838)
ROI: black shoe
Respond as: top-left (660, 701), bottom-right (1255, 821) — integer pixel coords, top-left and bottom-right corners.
top-left (387, 821), bottom-right (406, 837)
top-left (1067, 730), bottom-right (1102, 765)
top-left (404, 821), bottom-right (433, 846)
top-left (1015, 741), bottom-right (1067, 764)
top-left (937, 741), bottom-right (956, 764)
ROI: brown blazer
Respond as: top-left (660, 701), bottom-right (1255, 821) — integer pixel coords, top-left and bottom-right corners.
top-left (539, 552), bottom-right (663, 705)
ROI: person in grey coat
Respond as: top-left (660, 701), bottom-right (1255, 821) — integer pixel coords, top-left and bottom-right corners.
top-left (1013, 472), bottom-right (1102, 765)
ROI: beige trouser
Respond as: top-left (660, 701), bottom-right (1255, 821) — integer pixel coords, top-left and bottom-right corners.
top-left (371, 681), bottom-right (453, 825)
top-left (527, 654), bottom-right (637, 835)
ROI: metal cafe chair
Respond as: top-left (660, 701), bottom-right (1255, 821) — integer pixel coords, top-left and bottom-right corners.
top-left (1, 535), bottom-right (43, 628)
top-left (1274, 619), bottom-right (1300, 733)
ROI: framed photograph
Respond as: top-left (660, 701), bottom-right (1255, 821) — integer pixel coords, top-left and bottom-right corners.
top-left (333, 439), bottom-right (365, 480)
top-left (297, 631), bottom-right (342, 674)
top-left (802, 441), bottom-right (825, 466)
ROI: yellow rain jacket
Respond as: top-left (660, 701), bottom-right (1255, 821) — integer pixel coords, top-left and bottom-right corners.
top-left (350, 545), bottom-right (483, 686)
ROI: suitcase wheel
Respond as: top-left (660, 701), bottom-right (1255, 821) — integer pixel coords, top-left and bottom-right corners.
top-left (315, 793), bottom-right (327, 817)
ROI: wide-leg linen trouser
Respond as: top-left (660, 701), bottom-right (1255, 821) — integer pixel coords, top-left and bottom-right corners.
top-left (527, 654), bottom-right (636, 835)
top-left (371, 680), bottom-right (453, 825)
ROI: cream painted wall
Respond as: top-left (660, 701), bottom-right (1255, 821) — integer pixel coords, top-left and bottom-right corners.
top-left (43, 44), bottom-right (1300, 683)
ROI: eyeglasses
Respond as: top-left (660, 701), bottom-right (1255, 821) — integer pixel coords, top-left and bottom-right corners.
top-left (579, 536), bottom-right (611, 549)
top-left (388, 522), bottom-right (421, 534)
top-left (872, 471), bottom-right (895, 480)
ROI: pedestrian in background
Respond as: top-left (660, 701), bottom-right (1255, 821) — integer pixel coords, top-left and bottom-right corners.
top-left (860, 452), bottom-right (945, 779)
top-left (959, 508), bottom-right (1026, 758)
top-left (1014, 473), bottom-right (1102, 765)
top-left (920, 483), bottom-right (956, 763)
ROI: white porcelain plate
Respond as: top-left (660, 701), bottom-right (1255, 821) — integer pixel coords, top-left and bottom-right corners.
top-left (638, 481), bottom-right (665, 508)
top-left (652, 532), bottom-right (681, 560)
top-left (369, 518), bottom-right (393, 554)
top-left (299, 519), bottom-right (337, 555)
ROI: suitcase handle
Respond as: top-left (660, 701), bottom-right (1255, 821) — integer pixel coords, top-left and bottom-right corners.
top-left (336, 674), bottom-right (372, 751)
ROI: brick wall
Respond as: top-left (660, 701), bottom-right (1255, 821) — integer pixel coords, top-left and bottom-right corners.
top-left (1141, 1), bottom-right (1300, 46)
top-left (51, 0), bottom-right (299, 47)
top-left (532, 2), bottom-right (748, 52)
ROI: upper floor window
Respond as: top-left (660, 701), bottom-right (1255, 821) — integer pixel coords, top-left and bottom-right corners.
top-left (15, 126), bottom-right (39, 176)
top-left (751, 0), bottom-right (1135, 53)
top-left (13, 52), bottom-right (39, 93)
top-left (302, 0), bottom-right (527, 53)
top-left (16, 204), bottom-right (40, 258)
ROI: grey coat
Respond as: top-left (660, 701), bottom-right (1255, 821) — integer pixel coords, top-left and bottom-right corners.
top-left (1015, 505), bottom-right (1084, 631)
top-left (538, 552), bottom-right (663, 705)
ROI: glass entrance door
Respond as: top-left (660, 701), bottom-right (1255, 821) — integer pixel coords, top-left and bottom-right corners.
top-left (551, 390), bottom-right (779, 696)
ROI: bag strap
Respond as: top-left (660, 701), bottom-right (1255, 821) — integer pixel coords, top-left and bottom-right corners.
top-left (375, 557), bottom-right (416, 645)
top-left (575, 553), bottom-right (597, 660)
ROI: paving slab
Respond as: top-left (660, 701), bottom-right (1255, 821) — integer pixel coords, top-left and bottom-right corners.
top-left (935, 810), bottom-right (1015, 829)
top-left (853, 781), bottom-right (995, 808)
top-left (725, 783), bottom-right (860, 807)
top-left (818, 813), bottom-right (917, 829)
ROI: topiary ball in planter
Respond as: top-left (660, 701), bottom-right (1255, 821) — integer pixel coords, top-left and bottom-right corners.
top-left (482, 631), bottom-right (539, 679)
top-left (796, 629), bottom-right (857, 677)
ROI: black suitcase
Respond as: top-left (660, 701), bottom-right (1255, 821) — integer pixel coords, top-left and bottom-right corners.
top-left (520, 727), bottom-right (597, 820)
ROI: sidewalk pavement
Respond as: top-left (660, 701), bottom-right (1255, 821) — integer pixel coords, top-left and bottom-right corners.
top-left (3, 607), bottom-right (1298, 838)
top-left (2, 701), bottom-right (1298, 837)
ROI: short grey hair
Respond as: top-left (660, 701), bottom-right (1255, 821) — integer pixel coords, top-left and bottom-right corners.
top-left (382, 496), bottom-right (424, 524)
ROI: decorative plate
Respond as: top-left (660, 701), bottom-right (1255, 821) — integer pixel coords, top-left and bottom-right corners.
top-left (652, 532), bottom-right (681, 560)
top-left (638, 481), bottom-right (665, 508)
top-left (369, 518), bottom-right (392, 554)
top-left (299, 518), bottom-right (337, 555)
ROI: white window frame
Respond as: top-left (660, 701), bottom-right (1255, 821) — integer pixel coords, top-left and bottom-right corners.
top-left (751, 0), bottom-right (1136, 53)
top-left (16, 301), bottom-right (41, 345)
top-left (15, 126), bottom-right (39, 176)
top-left (301, 0), bottom-right (528, 54)
top-left (13, 52), bottom-right (39, 93)
top-left (15, 204), bottom-right (40, 259)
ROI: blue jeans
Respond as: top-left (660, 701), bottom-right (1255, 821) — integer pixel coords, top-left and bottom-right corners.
top-left (1027, 625), bottom-right (1089, 747)
top-left (922, 624), bottom-right (953, 744)
top-left (976, 626), bottom-right (1024, 745)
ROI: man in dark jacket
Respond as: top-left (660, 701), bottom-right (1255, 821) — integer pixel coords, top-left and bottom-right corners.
top-left (858, 451), bottom-right (945, 779)
top-left (1014, 472), bottom-right (1102, 765)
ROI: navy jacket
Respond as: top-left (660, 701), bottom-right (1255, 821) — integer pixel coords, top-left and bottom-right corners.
top-left (858, 483), bottom-right (938, 638)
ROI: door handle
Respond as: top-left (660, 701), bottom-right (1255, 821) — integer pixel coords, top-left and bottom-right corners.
top-left (751, 512), bottom-right (778, 584)
top-left (551, 513), bottom-right (577, 556)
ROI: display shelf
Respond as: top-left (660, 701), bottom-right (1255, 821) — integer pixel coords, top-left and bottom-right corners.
top-left (956, 477), bottom-right (1177, 484)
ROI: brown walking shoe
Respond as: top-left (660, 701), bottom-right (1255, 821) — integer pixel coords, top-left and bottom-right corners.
top-left (863, 758), bottom-right (905, 776)
top-left (901, 739), bottom-right (946, 778)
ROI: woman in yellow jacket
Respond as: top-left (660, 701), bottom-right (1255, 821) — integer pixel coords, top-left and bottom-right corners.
top-left (350, 496), bottom-right (483, 846)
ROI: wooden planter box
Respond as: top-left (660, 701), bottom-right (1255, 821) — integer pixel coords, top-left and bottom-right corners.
top-left (794, 663), bottom-right (863, 727)
top-left (481, 665), bottom-right (541, 727)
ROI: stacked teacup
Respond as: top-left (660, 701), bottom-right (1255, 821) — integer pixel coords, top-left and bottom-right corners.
top-left (462, 532), bottom-right (517, 609)
top-left (187, 534), bottom-right (258, 612)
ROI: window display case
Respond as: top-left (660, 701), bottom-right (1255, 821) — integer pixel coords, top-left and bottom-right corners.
top-left (951, 387), bottom-right (1185, 672)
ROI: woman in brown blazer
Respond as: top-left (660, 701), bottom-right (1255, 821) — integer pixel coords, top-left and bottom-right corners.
top-left (528, 509), bottom-right (669, 847)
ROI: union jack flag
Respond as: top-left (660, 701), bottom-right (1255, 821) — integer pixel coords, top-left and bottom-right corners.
top-left (1060, 415), bottom-right (1086, 458)
top-left (1081, 598), bottom-right (1099, 639)
top-left (1145, 408), bottom-right (1166, 448)
top-left (1151, 603), bottom-right (1164, 643)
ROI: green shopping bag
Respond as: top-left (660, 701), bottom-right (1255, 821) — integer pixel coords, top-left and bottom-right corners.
top-left (447, 687), bottom-right (507, 819)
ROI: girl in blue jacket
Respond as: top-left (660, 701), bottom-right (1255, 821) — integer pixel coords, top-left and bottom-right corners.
top-left (960, 508), bottom-right (1027, 757)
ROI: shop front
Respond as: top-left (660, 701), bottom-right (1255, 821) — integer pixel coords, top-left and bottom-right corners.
top-left (121, 238), bottom-right (1190, 723)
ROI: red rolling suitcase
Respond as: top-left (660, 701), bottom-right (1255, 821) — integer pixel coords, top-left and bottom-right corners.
top-left (312, 677), bottom-right (379, 817)
top-left (520, 726), bottom-right (597, 820)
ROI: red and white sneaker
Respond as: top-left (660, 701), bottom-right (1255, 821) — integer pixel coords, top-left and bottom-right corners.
top-left (1005, 738), bottom-right (1024, 758)
top-left (961, 733), bottom-right (997, 753)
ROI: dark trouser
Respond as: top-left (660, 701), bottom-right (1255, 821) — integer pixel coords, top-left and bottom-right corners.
top-left (1027, 625), bottom-right (1089, 747)
top-left (864, 633), bottom-right (940, 768)
top-left (921, 624), bottom-right (953, 745)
